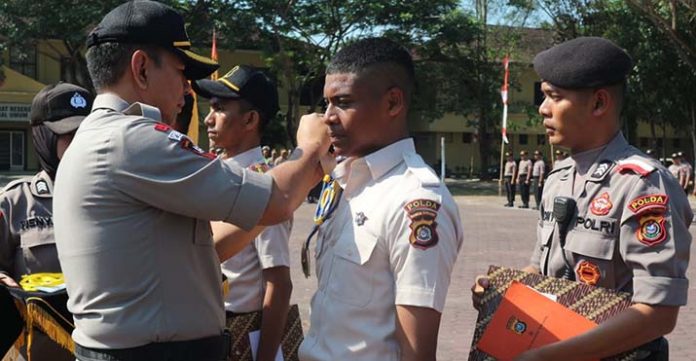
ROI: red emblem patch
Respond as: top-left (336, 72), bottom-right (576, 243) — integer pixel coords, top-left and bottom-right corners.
top-left (628, 194), bottom-right (668, 215)
top-left (590, 192), bottom-right (612, 216)
top-left (576, 261), bottom-right (601, 286)
top-left (154, 123), bottom-right (172, 132)
top-left (636, 215), bottom-right (667, 246)
top-left (404, 199), bottom-right (441, 249)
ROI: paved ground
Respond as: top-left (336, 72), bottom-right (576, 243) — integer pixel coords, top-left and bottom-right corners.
top-left (288, 195), bottom-right (696, 361)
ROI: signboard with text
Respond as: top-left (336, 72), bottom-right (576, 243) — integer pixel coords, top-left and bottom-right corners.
top-left (0, 103), bottom-right (31, 122)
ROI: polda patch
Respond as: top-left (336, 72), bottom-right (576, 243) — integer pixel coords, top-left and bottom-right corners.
top-left (627, 194), bottom-right (668, 215)
top-left (404, 199), bottom-right (441, 249)
top-left (590, 192), bottom-right (612, 216)
top-left (636, 215), bottom-right (667, 246)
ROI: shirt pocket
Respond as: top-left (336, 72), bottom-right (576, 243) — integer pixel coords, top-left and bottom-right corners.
top-left (327, 228), bottom-right (380, 308)
top-left (193, 219), bottom-right (213, 246)
top-left (565, 230), bottom-right (617, 286)
top-left (19, 229), bottom-right (60, 274)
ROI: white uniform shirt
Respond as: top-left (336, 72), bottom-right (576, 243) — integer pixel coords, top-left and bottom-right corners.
top-left (221, 147), bottom-right (292, 313)
top-left (298, 139), bottom-right (463, 361)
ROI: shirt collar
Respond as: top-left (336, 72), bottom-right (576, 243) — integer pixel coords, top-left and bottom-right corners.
top-left (334, 138), bottom-right (415, 188)
top-left (226, 146), bottom-right (264, 168)
top-left (92, 93), bottom-right (131, 113)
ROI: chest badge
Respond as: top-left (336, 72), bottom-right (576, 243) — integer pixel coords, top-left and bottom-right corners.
top-left (589, 192), bottom-right (612, 216)
top-left (576, 260), bottom-right (601, 285)
top-left (355, 212), bottom-right (367, 226)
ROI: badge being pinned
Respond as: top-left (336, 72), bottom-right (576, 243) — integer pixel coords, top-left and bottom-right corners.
top-left (628, 194), bottom-right (668, 215)
top-left (589, 192), bottom-right (612, 216)
top-left (576, 260), bottom-right (601, 285)
top-left (636, 214), bottom-right (667, 246)
top-left (404, 199), bottom-right (441, 249)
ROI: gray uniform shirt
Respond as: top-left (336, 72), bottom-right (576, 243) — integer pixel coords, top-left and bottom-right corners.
top-left (504, 161), bottom-right (517, 177)
top-left (518, 159), bottom-right (533, 180)
top-left (0, 171), bottom-right (59, 279)
top-left (531, 133), bottom-right (692, 306)
top-left (533, 159), bottom-right (545, 178)
top-left (54, 94), bottom-right (273, 348)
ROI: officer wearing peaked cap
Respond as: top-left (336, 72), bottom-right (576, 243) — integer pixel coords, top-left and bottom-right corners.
top-left (473, 37), bottom-right (691, 361)
top-left (53, 2), bottom-right (331, 361)
top-left (503, 151), bottom-right (517, 207)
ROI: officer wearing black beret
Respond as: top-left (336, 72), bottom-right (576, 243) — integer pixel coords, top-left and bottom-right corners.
top-left (473, 37), bottom-right (690, 360)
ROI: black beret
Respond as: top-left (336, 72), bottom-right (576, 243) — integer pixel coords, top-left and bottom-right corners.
top-left (533, 37), bottom-right (633, 89)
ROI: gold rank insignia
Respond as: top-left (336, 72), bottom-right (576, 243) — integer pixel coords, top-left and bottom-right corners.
top-left (404, 199), bottom-right (441, 249)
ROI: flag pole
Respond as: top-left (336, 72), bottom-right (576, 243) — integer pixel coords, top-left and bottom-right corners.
top-left (498, 55), bottom-right (510, 196)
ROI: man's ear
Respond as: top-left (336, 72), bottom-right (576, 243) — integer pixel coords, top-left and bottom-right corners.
top-left (131, 50), bottom-right (150, 90)
top-left (591, 88), bottom-right (611, 117)
top-left (386, 87), bottom-right (405, 117)
top-left (244, 110), bottom-right (260, 131)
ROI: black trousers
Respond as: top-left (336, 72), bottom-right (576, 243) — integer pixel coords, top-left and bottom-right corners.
top-left (518, 176), bottom-right (530, 206)
top-left (531, 176), bottom-right (543, 207)
top-left (504, 176), bottom-right (516, 205)
top-left (75, 333), bottom-right (229, 361)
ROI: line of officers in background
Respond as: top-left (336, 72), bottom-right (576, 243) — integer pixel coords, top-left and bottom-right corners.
top-left (502, 149), bottom-right (564, 210)
top-left (505, 148), bottom-right (696, 210)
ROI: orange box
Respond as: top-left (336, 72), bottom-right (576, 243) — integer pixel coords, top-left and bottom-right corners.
top-left (476, 281), bottom-right (598, 361)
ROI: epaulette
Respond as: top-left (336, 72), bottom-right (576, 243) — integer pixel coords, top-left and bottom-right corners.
top-left (546, 158), bottom-right (573, 177)
top-left (123, 102), bottom-right (161, 120)
top-left (1, 177), bottom-right (31, 194)
top-left (615, 159), bottom-right (656, 177)
top-left (404, 153), bottom-right (440, 187)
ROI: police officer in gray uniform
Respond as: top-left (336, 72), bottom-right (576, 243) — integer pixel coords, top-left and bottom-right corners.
top-left (503, 152), bottom-right (517, 207)
top-left (474, 37), bottom-right (691, 361)
top-left (0, 83), bottom-right (93, 361)
top-left (531, 150), bottom-right (546, 210)
top-left (53, 2), bottom-right (330, 361)
top-left (517, 150), bottom-right (533, 208)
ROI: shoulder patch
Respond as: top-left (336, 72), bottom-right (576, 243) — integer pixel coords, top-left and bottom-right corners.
top-left (153, 123), bottom-right (216, 160)
top-left (615, 159), bottom-right (656, 177)
top-left (628, 194), bottom-right (668, 215)
top-left (403, 153), bottom-right (440, 187)
top-left (636, 214), bottom-right (667, 246)
top-left (404, 199), bottom-right (441, 249)
top-left (248, 162), bottom-right (270, 174)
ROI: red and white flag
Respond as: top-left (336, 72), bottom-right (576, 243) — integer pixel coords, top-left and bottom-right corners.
top-left (500, 55), bottom-right (510, 144)
top-left (211, 29), bottom-right (219, 80)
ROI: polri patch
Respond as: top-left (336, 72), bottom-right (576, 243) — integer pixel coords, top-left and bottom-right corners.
top-left (576, 260), bottom-right (601, 285)
top-left (636, 214), bottom-right (667, 246)
top-left (404, 199), bottom-right (441, 249)
top-left (589, 192), bottom-right (612, 216)
top-left (628, 194), bottom-right (668, 215)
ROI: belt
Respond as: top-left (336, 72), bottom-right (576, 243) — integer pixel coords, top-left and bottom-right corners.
top-left (75, 332), bottom-right (230, 361)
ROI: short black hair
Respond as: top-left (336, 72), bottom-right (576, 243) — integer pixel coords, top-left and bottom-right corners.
top-left (237, 99), bottom-right (270, 134)
top-left (327, 37), bottom-right (415, 105)
top-left (86, 42), bottom-right (162, 91)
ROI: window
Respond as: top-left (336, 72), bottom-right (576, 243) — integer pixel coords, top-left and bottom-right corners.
top-left (462, 132), bottom-right (473, 143)
top-left (519, 134), bottom-right (528, 145)
top-left (537, 134), bottom-right (546, 145)
top-left (9, 45), bottom-right (37, 79)
top-left (533, 81), bottom-right (544, 106)
top-left (0, 131), bottom-right (25, 171)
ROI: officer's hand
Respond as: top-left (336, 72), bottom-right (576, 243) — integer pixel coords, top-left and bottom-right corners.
top-left (296, 113), bottom-right (330, 154)
top-left (514, 348), bottom-right (546, 361)
top-left (0, 273), bottom-right (19, 288)
top-left (471, 275), bottom-right (489, 310)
